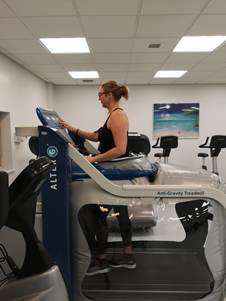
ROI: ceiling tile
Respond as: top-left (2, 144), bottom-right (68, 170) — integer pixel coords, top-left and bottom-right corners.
top-left (177, 72), bottom-right (226, 84)
top-left (126, 79), bottom-right (150, 85)
top-left (199, 52), bottom-right (226, 62)
top-left (93, 53), bottom-right (131, 63)
top-left (0, 39), bottom-right (47, 53)
top-left (141, 0), bottom-right (208, 15)
top-left (74, 0), bottom-right (140, 15)
top-left (27, 64), bottom-right (66, 72)
top-left (161, 63), bottom-right (193, 70)
top-left (126, 71), bottom-right (155, 84)
top-left (88, 38), bottom-right (133, 53)
top-left (95, 63), bottom-right (129, 72)
top-left (0, 18), bottom-right (33, 39)
top-left (163, 53), bottom-right (208, 69)
top-left (63, 63), bottom-right (129, 72)
top-left (50, 79), bottom-right (76, 85)
top-left (136, 15), bottom-right (196, 37)
top-left (98, 71), bottom-right (127, 82)
top-left (49, 78), bottom-right (81, 84)
top-left (190, 62), bottom-right (224, 72)
top-left (0, 46), bottom-right (9, 55)
top-left (203, 0), bottom-right (226, 14)
top-left (41, 62), bottom-right (129, 72)
top-left (81, 16), bottom-right (136, 37)
top-left (38, 71), bottom-right (71, 79)
top-left (199, 78), bottom-right (226, 83)
top-left (215, 41), bottom-right (226, 52)
top-left (128, 63), bottom-right (160, 72)
top-left (15, 53), bottom-right (56, 65)
top-left (21, 16), bottom-right (83, 37)
top-left (131, 52), bottom-right (168, 64)
top-left (72, 78), bottom-right (100, 85)
top-left (196, 68), bottom-right (226, 83)
top-left (0, 0), bottom-right (15, 17)
top-left (194, 52), bottom-right (226, 70)
top-left (93, 63), bottom-right (129, 71)
top-left (1, 0), bottom-right (226, 85)
top-left (132, 38), bottom-right (178, 52)
top-left (4, 0), bottom-right (76, 16)
top-left (150, 78), bottom-right (177, 84)
top-left (188, 15), bottom-right (226, 35)
top-left (53, 53), bottom-right (93, 64)
top-left (62, 64), bottom-right (97, 71)
top-left (175, 70), bottom-right (213, 84)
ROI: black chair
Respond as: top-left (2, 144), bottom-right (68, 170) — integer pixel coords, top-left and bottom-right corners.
top-left (127, 132), bottom-right (151, 155)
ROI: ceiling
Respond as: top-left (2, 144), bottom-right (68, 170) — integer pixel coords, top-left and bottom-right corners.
top-left (1, 0), bottom-right (226, 85)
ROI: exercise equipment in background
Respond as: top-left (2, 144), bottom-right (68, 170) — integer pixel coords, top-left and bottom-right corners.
top-left (153, 135), bottom-right (178, 163)
top-left (198, 135), bottom-right (226, 174)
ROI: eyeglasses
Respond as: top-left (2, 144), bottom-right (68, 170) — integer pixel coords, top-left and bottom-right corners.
top-left (98, 92), bottom-right (108, 97)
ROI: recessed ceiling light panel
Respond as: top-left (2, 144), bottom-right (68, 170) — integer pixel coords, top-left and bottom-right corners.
top-left (173, 36), bottom-right (226, 52)
top-left (68, 71), bottom-right (99, 79)
top-left (154, 70), bottom-right (187, 78)
top-left (40, 38), bottom-right (90, 53)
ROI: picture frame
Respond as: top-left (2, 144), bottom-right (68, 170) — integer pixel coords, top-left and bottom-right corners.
top-left (153, 103), bottom-right (199, 138)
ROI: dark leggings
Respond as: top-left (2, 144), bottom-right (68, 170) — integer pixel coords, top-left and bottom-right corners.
top-left (78, 204), bottom-right (132, 256)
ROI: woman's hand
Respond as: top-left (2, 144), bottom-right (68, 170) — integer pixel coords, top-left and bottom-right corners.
top-left (69, 142), bottom-right (78, 149)
top-left (85, 156), bottom-right (97, 164)
top-left (59, 119), bottom-right (76, 132)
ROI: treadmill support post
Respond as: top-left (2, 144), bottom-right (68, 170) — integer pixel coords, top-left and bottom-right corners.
top-left (38, 126), bottom-right (72, 297)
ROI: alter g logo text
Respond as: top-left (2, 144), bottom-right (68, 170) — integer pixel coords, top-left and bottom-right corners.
top-left (47, 146), bottom-right (58, 158)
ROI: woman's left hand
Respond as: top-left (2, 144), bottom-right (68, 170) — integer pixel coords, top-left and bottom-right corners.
top-left (85, 156), bottom-right (97, 164)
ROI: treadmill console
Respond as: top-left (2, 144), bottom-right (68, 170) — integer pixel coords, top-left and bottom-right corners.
top-left (36, 107), bottom-right (75, 144)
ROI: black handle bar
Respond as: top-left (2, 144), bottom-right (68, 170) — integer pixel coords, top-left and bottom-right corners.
top-left (199, 137), bottom-right (210, 148)
top-left (152, 137), bottom-right (160, 148)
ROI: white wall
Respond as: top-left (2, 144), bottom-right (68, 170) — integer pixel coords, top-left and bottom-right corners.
top-left (54, 84), bottom-right (226, 181)
top-left (0, 53), bottom-right (225, 275)
top-left (0, 53), bottom-right (55, 266)
top-left (0, 53), bottom-right (54, 182)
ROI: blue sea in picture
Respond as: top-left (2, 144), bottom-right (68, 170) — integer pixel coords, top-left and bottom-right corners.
top-left (153, 103), bottom-right (199, 138)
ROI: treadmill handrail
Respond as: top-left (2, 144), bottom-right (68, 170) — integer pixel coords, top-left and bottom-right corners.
top-left (83, 140), bottom-right (99, 155)
top-left (68, 144), bottom-right (226, 208)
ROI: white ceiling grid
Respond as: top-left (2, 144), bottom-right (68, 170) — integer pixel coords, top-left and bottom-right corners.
top-left (0, 0), bottom-right (225, 85)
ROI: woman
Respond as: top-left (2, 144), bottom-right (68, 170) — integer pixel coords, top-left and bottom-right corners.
top-left (60, 81), bottom-right (129, 163)
top-left (60, 80), bottom-right (136, 275)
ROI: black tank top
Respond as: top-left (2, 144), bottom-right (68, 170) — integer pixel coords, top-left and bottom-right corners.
top-left (96, 108), bottom-right (128, 155)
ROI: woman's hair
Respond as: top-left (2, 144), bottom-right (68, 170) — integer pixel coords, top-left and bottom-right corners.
top-left (101, 80), bottom-right (129, 101)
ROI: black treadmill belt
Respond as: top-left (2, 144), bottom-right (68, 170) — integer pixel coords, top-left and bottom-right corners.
top-left (82, 250), bottom-right (213, 300)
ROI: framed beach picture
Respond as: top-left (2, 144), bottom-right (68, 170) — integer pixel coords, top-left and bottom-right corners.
top-left (153, 103), bottom-right (199, 138)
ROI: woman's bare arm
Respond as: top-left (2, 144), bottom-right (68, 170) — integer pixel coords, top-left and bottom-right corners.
top-left (86, 111), bottom-right (128, 163)
top-left (59, 120), bottom-right (99, 142)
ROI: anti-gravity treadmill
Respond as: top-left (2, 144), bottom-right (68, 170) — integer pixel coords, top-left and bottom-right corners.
top-left (81, 199), bottom-right (213, 301)
top-left (35, 107), bottom-right (226, 301)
